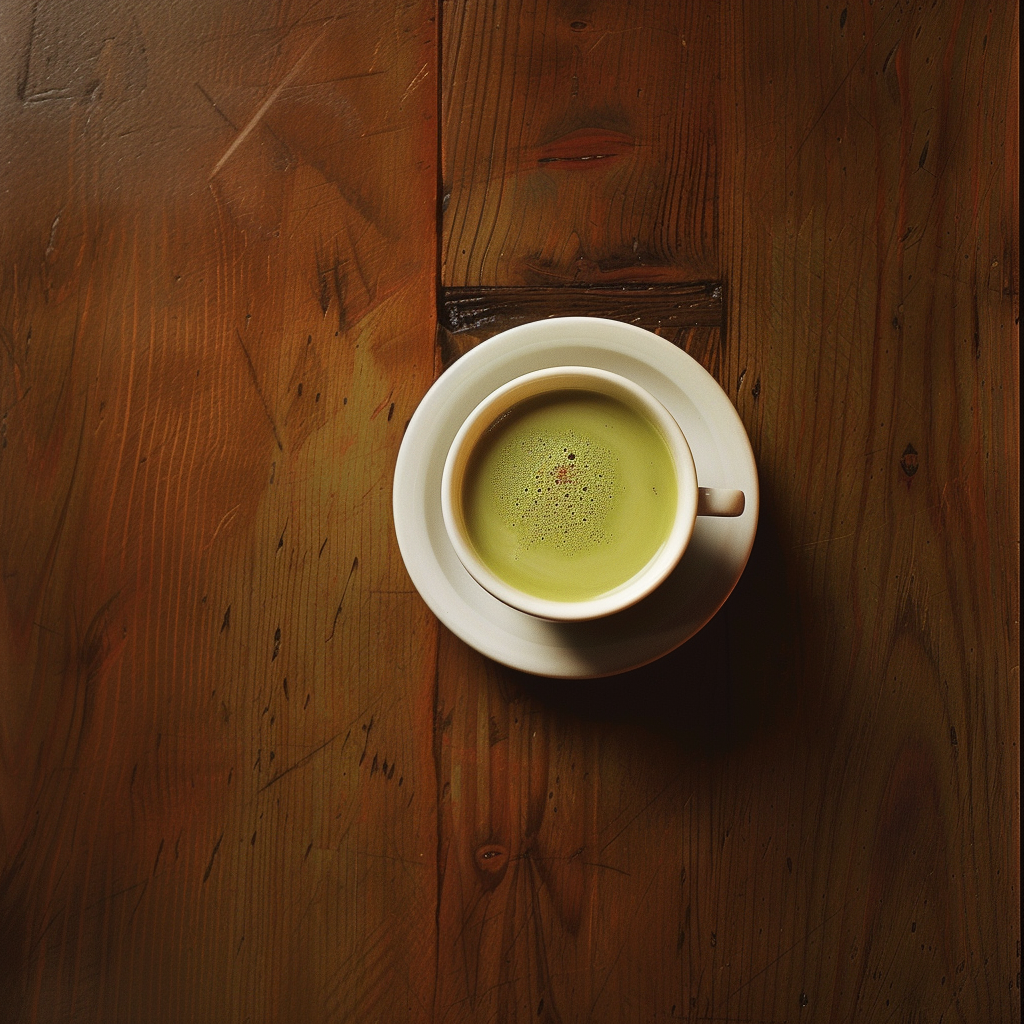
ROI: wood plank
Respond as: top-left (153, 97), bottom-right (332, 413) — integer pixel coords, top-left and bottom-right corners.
top-left (441, 0), bottom-right (721, 285)
top-left (434, 3), bottom-right (1019, 1024)
top-left (432, 582), bottom-right (790, 1022)
top-left (719, 2), bottom-right (1019, 1019)
top-left (0, 0), bottom-right (1017, 1019)
top-left (0, 1), bottom-right (438, 1020)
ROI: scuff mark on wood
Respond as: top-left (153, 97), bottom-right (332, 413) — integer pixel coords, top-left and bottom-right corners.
top-left (235, 329), bottom-right (283, 452)
top-left (326, 557), bottom-right (359, 641)
top-left (202, 832), bottom-right (224, 883)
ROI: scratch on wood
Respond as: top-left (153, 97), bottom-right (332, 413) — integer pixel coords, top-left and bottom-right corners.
top-left (600, 776), bottom-right (689, 853)
top-left (725, 904), bottom-right (847, 1001)
top-left (370, 390), bottom-right (395, 419)
top-left (314, 239), bottom-right (347, 330)
top-left (234, 328), bottom-right (284, 451)
top-left (82, 879), bottom-right (147, 914)
top-left (202, 832), bottom-right (224, 883)
top-left (126, 879), bottom-right (149, 927)
top-left (785, 1), bottom-right (901, 171)
top-left (17, 2), bottom-right (37, 102)
top-left (400, 61), bottom-right (430, 103)
top-left (196, 82), bottom-right (238, 128)
top-left (326, 556), bottom-right (359, 641)
top-left (258, 728), bottom-right (351, 793)
top-left (358, 715), bottom-right (374, 766)
top-left (204, 503), bottom-right (240, 551)
top-left (209, 24), bottom-right (329, 178)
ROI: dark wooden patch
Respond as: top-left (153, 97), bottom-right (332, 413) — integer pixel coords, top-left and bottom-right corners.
top-left (440, 283), bottom-right (723, 334)
top-left (436, 284), bottom-right (725, 379)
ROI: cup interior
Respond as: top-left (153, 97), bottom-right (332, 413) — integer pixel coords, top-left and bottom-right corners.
top-left (441, 366), bottom-right (699, 621)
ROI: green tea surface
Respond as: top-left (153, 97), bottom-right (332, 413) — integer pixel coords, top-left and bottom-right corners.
top-left (462, 390), bottom-right (678, 602)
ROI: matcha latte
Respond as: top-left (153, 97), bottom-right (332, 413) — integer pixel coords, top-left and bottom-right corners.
top-left (461, 390), bottom-right (678, 602)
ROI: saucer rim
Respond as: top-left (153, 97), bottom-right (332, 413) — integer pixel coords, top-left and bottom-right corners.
top-left (392, 316), bottom-right (759, 679)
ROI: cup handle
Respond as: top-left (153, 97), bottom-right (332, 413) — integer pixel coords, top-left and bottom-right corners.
top-left (697, 487), bottom-right (745, 517)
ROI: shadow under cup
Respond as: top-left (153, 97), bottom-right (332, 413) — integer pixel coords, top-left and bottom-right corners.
top-left (442, 366), bottom-right (743, 623)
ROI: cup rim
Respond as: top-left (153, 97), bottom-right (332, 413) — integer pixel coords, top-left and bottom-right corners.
top-left (440, 365), bottom-right (699, 621)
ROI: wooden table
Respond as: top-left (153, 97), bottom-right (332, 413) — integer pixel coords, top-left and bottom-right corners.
top-left (1, 1), bottom-right (1018, 1021)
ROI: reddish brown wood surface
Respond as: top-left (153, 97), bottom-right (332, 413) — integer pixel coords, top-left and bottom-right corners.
top-left (441, 0), bottom-right (720, 285)
top-left (1, 0), bottom-right (1019, 1022)
top-left (1, 1), bottom-right (438, 1020)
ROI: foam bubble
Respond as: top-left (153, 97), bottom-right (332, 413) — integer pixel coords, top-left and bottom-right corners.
top-left (487, 427), bottom-right (618, 556)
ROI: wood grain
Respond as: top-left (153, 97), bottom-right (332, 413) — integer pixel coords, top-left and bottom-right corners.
top-left (1, 0), bottom-right (438, 1020)
top-left (0, 0), bottom-right (1018, 1021)
top-left (441, 0), bottom-right (721, 285)
top-left (434, 1), bottom-right (1019, 1023)
top-left (719, 2), bottom-right (1020, 1018)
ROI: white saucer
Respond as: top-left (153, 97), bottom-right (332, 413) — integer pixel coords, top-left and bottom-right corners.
top-left (392, 318), bottom-right (759, 678)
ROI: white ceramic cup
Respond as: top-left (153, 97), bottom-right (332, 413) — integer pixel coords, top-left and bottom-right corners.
top-left (441, 366), bottom-right (745, 621)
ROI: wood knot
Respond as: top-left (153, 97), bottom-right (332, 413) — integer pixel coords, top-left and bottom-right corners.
top-left (474, 844), bottom-right (510, 889)
top-left (532, 128), bottom-right (635, 167)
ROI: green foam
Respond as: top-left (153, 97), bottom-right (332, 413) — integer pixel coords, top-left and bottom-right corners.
top-left (462, 390), bottom-right (677, 602)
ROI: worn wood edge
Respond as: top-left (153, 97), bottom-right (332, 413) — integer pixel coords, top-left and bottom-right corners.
top-left (440, 282), bottom-right (724, 333)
